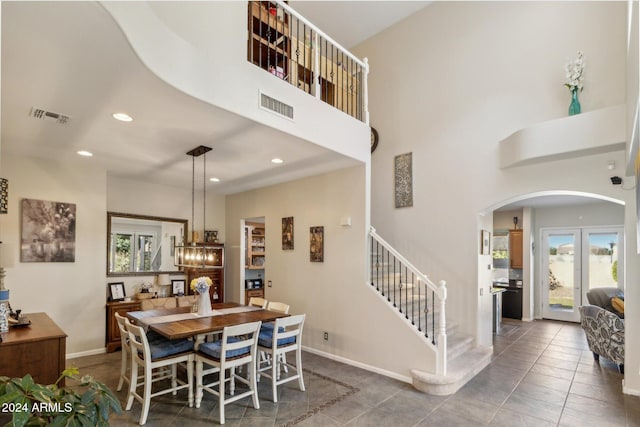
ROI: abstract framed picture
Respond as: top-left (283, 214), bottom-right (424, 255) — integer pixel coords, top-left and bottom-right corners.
top-left (282, 216), bottom-right (294, 250)
top-left (395, 152), bottom-right (413, 208)
top-left (481, 230), bottom-right (491, 255)
top-left (20, 198), bottom-right (76, 262)
top-left (310, 226), bottom-right (324, 262)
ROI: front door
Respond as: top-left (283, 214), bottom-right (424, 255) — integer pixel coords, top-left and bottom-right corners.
top-left (541, 227), bottom-right (623, 322)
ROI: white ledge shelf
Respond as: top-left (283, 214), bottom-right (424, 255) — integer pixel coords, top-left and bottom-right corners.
top-left (499, 104), bottom-right (626, 168)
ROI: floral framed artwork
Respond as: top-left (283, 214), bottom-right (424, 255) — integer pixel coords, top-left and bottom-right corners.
top-left (108, 282), bottom-right (126, 301)
top-left (395, 153), bottom-right (413, 208)
top-left (282, 216), bottom-right (294, 250)
top-left (20, 198), bottom-right (76, 262)
top-left (310, 226), bottom-right (324, 262)
top-left (172, 279), bottom-right (186, 296)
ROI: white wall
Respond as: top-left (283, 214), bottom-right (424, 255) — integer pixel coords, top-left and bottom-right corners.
top-left (225, 165), bottom-right (436, 380)
top-left (353, 1), bottom-right (640, 390)
top-left (0, 154), bottom-right (107, 354)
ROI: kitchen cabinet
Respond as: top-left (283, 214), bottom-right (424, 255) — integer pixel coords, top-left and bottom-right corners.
top-left (245, 222), bottom-right (265, 270)
top-left (509, 230), bottom-right (523, 269)
top-left (245, 287), bottom-right (265, 302)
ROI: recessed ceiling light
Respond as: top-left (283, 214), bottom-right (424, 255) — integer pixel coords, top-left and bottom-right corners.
top-left (112, 112), bottom-right (133, 122)
top-left (271, 158), bottom-right (284, 164)
top-left (209, 177), bottom-right (220, 182)
top-left (77, 150), bottom-right (93, 157)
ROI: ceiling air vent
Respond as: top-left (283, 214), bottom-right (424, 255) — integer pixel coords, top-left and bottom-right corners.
top-left (29, 107), bottom-right (71, 125)
top-left (260, 93), bottom-right (293, 120)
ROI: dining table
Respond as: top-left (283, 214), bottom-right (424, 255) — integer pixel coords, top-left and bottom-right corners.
top-left (126, 302), bottom-right (288, 346)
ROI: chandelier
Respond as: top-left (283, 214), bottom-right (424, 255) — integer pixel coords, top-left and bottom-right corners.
top-left (174, 145), bottom-right (223, 269)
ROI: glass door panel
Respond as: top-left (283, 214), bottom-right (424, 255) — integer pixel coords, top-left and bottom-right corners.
top-left (583, 228), bottom-right (624, 302)
top-left (542, 229), bottom-right (581, 322)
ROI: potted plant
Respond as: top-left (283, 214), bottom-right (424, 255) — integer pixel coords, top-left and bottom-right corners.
top-left (0, 367), bottom-right (121, 426)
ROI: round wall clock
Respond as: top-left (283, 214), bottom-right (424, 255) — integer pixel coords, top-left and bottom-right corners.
top-left (371, 127), bottom-right (379, 153)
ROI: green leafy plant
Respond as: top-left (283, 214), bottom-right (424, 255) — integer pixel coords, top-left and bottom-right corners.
top-left (0, 367), bottom-right (121, 427)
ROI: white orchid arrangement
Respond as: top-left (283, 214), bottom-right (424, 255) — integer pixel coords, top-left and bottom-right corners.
top-left (564, 51), bottom-right (585, 92)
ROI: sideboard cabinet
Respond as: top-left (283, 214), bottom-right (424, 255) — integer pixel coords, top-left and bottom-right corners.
top-left (0, 313), bottom-right (67, 385)
top-left (105, 300), bottom-right (142, 353)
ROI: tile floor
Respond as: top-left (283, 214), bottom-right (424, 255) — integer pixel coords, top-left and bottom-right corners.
top-left (58, 319), bottom-right (640, 425)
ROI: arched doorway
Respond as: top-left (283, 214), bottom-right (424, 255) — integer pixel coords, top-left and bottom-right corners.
top-left (481, 190), bottom-right (625, 324)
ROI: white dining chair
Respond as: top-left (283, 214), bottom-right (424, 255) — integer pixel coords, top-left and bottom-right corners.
top-left (261, 301), bottom-right (291, 373)
top-left (248, 297), bottom-right (267, 308)
top-left (125, 323), bottom-right (194, 425)
top-left (256, 314), bottom-right (305, 403)
top-left (114, 312), bottom-right (136, 391)
top-left (195, 320), bottom-right (262, 424)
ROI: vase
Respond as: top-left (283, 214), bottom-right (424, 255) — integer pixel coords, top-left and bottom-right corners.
top-left (568, 88), bottom-right (581, 116)
top-left (197, 291), bottom-right (212, 315)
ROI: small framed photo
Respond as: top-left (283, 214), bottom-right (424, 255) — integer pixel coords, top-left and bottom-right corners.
top-left (282, 216), bottom-right (294, 250)
top-left (172, 279), bottom-right (186, 296)
top-left (204, 230), bottom-right (218, 243)
top-left (481, 230), bottom-right (491, 255)
top-left (109, 282), bottom-right (126, 301)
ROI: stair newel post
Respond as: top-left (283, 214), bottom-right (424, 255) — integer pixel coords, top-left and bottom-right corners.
top-left (437, 280), bottom-right (447, 376)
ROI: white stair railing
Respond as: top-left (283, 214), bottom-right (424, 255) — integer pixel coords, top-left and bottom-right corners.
top-left (369, 227), bottom-right (447, 375)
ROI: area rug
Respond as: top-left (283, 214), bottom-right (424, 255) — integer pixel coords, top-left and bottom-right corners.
top-left (284, 368), bottom-right (360, 426)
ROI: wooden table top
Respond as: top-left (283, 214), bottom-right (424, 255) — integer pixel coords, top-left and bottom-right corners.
top-left (0, 313), bottom-right (67, 345)
top-left (127, 302), bottom-right (288, 340)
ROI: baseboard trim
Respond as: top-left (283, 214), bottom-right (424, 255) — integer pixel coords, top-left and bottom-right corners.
top-left (66, 348), bottom-right (106, 360)
top-left (622, 380), bottom-right (640, 396)
top-left (302, 345), bottom-right (412, 384)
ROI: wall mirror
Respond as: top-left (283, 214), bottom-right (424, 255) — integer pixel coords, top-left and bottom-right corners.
top-left (107, 212), bottom-right (188, 277)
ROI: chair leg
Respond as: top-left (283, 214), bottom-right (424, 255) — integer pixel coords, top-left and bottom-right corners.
top-left (219, 368), bottom-right (226, 425)
top-left (195, 360), bottom-right (203, 409)
top-left (593, 352), bottom-right (600, 361)
top-left (619, 364), bottom-right (625, 374)
top-left (139, 366), bottom-right (153, 425)
top-left (187, 358), bottom-right (194, 408)
top-left (296, 348), bottom-right (305, 392)
top-left (171, 364), bottom-right (178, 395)
top-left (117, 350), bottom-right (128, 391)
top-left (271, 353), bottom-right (279, 403)
top-left (230, 367), bottom-right (236, 395)
top-left (249, 360), bottom-right (260, 410)
top-left (125, 363), bottom-right (137, 411)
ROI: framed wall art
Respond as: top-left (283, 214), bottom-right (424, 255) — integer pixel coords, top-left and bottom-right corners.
top-left (21, 198), bottom-right (76, 262)
top-left (481, 230), bottom-right (491, 255)
top-left (394, 152), bottom-right (413, 208)
top-left (204, 230), bottom-right (218, 243)
top-left (282, 216), bottom-right (294, 250)
top-left (310, 226), bottom-right (324, 262)
top-left (108, 282), bottom-right (126, 301)
top-left (172, 279), bottom-right (186, 296)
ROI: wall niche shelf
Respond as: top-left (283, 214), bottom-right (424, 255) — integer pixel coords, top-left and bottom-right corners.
top-left (499, 104), bottom-right (625, 169)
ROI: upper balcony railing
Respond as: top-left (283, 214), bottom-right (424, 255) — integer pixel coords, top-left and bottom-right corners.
top-left (247, 1), bottom-right (369, 124)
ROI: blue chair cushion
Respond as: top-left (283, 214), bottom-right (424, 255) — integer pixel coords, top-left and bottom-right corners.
top-left (148, 338), bottom-right (194, 359)
top-left (258, 328), bottom-right (295, 348)
top-left (260, 322), bottom-right (275, 333)
top-left (199, 337), bottom-right (251, 360)
top-left (146, 330), bottom-right (170, 344)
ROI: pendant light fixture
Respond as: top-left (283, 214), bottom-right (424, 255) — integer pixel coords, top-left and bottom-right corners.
top-left (174, 145), bottom-right (224, 270)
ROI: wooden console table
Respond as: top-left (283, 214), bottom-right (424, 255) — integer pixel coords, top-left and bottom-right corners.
top-left (0, 312), bottom-right (67, 385)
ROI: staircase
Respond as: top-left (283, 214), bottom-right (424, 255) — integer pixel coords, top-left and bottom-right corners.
top-left (369, 227), bottom-right (492, 395)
